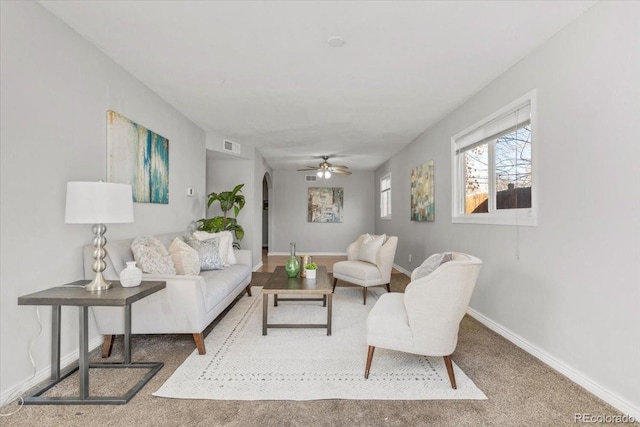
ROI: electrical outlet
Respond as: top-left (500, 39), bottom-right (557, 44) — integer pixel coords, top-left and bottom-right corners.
top-left (408, 254), bottom-right (412, 263)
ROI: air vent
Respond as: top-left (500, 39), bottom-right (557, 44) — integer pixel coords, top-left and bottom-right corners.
top-left (305, 175), bottom-right (318, 182)
top-left (222, 139), bottom-right (241, 155)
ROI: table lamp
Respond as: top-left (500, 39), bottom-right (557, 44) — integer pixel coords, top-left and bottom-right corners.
top-left (65, 181), bottom-right (134, 291)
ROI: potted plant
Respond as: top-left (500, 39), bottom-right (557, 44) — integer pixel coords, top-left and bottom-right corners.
top-left (304, 262), bottom-right (318, 279)
top-left (197, 183), bottom-right (245, 243)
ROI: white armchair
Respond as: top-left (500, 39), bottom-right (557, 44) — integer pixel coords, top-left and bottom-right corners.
top-left (332, 234), bottom-right (398, 304)
top-left (364, 252), bottom-right (482, 388)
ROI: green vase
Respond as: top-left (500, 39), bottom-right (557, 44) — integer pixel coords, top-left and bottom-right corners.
top-left (285, 242), bottom-right (300, 278)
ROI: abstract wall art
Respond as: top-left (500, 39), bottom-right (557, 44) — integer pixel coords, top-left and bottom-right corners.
top-left (308, 187), bottom-right (343, 223)
top-left (410, 160), bottom-right (434, 221)
top-left (107, 111), bottom-right (169, 204)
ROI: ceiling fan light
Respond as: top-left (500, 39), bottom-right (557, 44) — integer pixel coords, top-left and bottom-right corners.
top-left (325, 171), bottom-right (331, 179)
top-left (317, 171), bottom-right (324, 178)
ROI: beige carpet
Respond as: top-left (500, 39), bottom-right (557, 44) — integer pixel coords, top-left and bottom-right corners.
top-left (1, 273), bottom-right (629, 426)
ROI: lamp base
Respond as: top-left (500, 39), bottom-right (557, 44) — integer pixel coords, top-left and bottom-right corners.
top-left (85, 272), bottom-right (112, 292)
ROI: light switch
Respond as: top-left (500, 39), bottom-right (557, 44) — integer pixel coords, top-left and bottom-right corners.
top-left (187, 188), bottom-right (194, 196)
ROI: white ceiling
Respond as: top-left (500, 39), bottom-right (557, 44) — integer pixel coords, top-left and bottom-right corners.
top-left (40, 1), bottom-right (595, 171)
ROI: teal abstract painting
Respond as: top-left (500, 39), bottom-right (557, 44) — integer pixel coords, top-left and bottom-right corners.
top-left (107, 111), bottom-right (169, 204)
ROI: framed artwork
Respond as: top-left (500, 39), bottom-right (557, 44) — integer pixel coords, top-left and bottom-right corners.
top-left (308, 187), bottom-right (343, 223)
top-left (107, 111), bottom-right (169, 204)
top-left (410, 160), bottom-right (434, 221)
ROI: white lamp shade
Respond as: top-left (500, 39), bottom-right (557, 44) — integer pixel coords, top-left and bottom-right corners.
top-left (65, 182), bottom-right (134, 224)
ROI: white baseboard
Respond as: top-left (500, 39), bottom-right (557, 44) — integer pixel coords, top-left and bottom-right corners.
top-left (392, 263), bottom-right (412, 276)
top-left (252, 261), bottom-right (263, 272)
top-left (0, 335), bottom-right (103, 407)
top-left (466, 307), bottom-right (640, 420)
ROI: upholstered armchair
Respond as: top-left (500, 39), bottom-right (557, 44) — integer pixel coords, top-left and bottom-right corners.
top-left (332, 234), bottom-right (398, 304)
top-left (364, 252), bottom-right (482, 388)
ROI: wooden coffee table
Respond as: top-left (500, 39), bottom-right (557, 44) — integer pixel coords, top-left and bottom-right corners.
top-left (262, 266), bottom-right (333, 336)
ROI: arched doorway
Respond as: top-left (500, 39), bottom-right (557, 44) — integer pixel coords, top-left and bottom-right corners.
top-left (262, 172), bottom-right (272, 257)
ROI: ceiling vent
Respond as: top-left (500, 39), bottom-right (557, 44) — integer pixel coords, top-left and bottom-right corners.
top-left (305, 175), bottom-right (318, 182)
top-left (223, 139), bottom-right (241, 155)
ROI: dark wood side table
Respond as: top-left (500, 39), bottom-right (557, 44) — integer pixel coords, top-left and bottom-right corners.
top-left (18, 280), bottom-right (166, 405)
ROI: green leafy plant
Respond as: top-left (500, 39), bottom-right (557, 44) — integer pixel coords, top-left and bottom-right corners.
top-left (305, 262), bottom-right (318, 270)
top-left (197, 184), bottom-right (245, 241)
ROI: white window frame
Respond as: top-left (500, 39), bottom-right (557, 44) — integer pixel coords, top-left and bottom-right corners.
top-left (451, 90), bottom-right (537, 226)
top-left (380, 173), bottom-right (392, 219)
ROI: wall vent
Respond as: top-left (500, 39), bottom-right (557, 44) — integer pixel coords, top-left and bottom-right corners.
top-left (305, 175), bottom-right (318, 182)
top-left (222, 139), bottom-right (241, 155)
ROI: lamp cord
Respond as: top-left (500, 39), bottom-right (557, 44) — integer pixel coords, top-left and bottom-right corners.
top-left (0, 307), bottom-right (42, 417)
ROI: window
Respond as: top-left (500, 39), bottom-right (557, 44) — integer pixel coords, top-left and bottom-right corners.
top-left (452, 91), bottom-right (536, 226)
top-left (380, 174), bottom-right (392, 219)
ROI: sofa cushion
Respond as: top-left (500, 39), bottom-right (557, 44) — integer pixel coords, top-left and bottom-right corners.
top-left (131, 237), bottom-right (176, 275)
top-left (357, 234), bottom-right (386, 264)
top-left (413, 252), bottom-right (453, 280)
top-left (185, 237), bottom-right (224, 271)
top-left (168, 237), bottom-right (201, 275)
top-left (199, 264), bottom-right (251, 311)
top-left (192, 230), bottom-right (236, 266)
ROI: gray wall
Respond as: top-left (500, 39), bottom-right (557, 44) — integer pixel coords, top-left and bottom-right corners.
top-left (205, 148), bottom-right (273, 270)
top-left (0, 2), bottom-right (206, 403)
top-left (375, 1), bottom-right (639, 413)
top-left (271, 170), bottom-right (375, 254)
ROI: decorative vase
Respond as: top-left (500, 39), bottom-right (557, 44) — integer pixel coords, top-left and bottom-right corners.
top-left (285, 242), bottom-right (300, 278)
top-left (305, 269), bottom-right (316, 279)
top-left (120, 261), bottom-right (142, 287)
top-left (299, 255), bottom-right (313, 277)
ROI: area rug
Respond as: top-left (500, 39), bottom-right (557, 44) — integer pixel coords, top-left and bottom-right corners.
top-left (153, 286), bottom-right (487, 400)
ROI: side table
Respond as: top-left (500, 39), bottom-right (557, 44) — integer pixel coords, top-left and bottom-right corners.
top-left (17, 280), bottom-right (166, 405)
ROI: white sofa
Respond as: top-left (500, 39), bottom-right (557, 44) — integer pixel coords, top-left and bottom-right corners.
top-left (83, 231), bottom-right (252, 356)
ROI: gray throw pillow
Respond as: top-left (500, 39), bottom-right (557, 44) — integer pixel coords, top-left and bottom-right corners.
top-left (185, 237), bottom-right (223, 271)
top-left (413, 252), bottom-right (453, 280)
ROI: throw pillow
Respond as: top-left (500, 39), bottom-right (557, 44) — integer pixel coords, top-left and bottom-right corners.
top-left (131, 236), bottom-right (176, 275)
top-left (357, 234), bottom-right (386, 264)
top-left (168, 237), bottom-right (200, 275)
top-left (185, 237), bottom-right (223, 271)
top-left (413, 252), bottom-right (453, 280)
top-left (192, 230), bottom-right (236, 266)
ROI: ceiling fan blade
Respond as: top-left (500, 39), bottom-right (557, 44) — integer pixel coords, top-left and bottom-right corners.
top-left (330, 165), bottom-right (349, 170)
top-left (297, 167), bottom-right (319, 171)
top-left (330, 169), bottom-right (352, 175)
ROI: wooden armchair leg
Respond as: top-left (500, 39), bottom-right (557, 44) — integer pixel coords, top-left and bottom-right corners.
top-left (443, 355), bottom-right (457, 389)
top-left (365, 346), bottom-right (375, 379)
top-left (332, 277), bottom-right (338, 293)
top-left (385, 283), bottom-right (391, 293)
top-left (246, 284), bottom-right (252, 297)
top-left (102, 334), bottom-right (115, 358)
top-left (363, 287), bottom-right (367, 305)
top-left (193, 333), bottom-right (206, 355)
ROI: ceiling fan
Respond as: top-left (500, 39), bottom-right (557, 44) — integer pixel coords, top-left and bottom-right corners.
top-left (297, 156), bottom-right (352, 178)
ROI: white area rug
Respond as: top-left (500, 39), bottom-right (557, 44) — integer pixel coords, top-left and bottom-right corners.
top-left (153, 287), bottom-right (487, 400)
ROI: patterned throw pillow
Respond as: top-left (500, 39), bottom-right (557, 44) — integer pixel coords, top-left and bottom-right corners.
top-left (413, 252), bottom-right (453, 280)
top-left (185, 237), bottom-right (223, 271)
top-left (168, 237), bottom-right (201, 275)
top-left (192, 230), bottom-right (236, 266)
top-left (131, 236), bottom-right (176, 275)
top-left (357, 234), bottom-right (386, 265)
